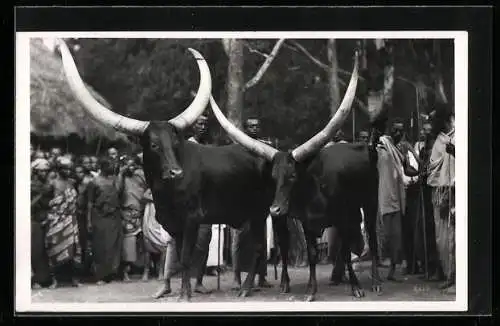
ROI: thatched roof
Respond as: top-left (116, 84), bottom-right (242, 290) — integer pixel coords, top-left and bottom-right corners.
top-left (30, 38), bottom-right (129, 142)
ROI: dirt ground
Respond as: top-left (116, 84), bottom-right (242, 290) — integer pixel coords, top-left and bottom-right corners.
top-left (31, 262), bottom-right (455, 303)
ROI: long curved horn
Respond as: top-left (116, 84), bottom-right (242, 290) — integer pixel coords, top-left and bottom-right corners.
top-left (56, 38), bottom-right (150, 135)
top-left (168, 48), bottom-right (212, 130)
top-left (209, 96), bottom-right (278, 161)
top-left (291, 53), bottom-right (359, 162)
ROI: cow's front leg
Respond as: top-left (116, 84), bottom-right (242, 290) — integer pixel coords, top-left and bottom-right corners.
top-left (303, 223), bottom-right (319, 302)
top-left (177, 224), bottom-right (199, 302)
top-left (274, 216), bottom-right (291, 294)
top-left (343, 240), bottom-right (364, 298)
top-left (238, 220), bottom-right (265, 298)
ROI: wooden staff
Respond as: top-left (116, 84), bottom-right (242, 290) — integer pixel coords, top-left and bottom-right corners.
top-left (414, 85), bottom-right (429, 279)
top-left (217, 224), bottom-right (221, 291)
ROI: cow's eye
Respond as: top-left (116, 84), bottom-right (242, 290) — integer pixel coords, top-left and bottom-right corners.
top-left (151, 143), bottom-right (159, 150)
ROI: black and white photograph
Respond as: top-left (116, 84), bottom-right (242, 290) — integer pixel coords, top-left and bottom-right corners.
top-left (16, 31), bottom-right (466, 313)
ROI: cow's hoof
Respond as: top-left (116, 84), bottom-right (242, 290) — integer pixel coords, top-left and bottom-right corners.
top-left (280, 283), bottom-right (291, 294)
top-left (352, 288), bottom-right (365, 298)
top-left (371, 285), bottom-right (383, 295)
top-left (238, 289), bottom-right (252, 298)
top-left (305, 294), bottom-right (315, 302)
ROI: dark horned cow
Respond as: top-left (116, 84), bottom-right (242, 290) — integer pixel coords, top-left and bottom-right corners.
top-left (211, 53), bottom-right (384, 301)
top-left (57, 39), bottom-right (286, 301)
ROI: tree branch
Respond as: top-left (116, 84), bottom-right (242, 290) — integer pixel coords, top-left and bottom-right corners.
top-left (287, 40), bottom-right (365, 81)
top-left (242, 41), bottom-right (270, 58)
top-left (288, 40), bottom-right (329, 70)
top-left (221, 39), bottom-right (231, 57)
top-left (244, 39), bottom-right (286, 91)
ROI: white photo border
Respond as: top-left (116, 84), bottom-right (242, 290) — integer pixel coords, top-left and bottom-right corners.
top-left (16, 31), bottom-right (468, 313)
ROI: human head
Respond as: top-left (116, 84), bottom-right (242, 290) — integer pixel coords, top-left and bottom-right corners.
top-left (244, 118), bottom-right (261, 138)
top-left (50, 147), bottom-right (62, 159)
top-left (56, 156), bottom-right (73, 179)
top-left (419, 122), bottom-right (432, 141)
top-left (333, 130), bottom-right (346, 143)
top-left (107, 147), bottom-right (119, 161)
top-left (34, 150), bottom-right (46, 160)
top-left (358, 130), bottom-right (370, 144)
top-left (81, 155), bottom-right (92, 172)
top-left (31, 158), bottom-right (51, 180)
top-left (90, 156), bottom-right (99, 172)
top-left (390, 119), bottom-right (405, 144)
top-left (74, 165), bottom-right (86, 182)
top-left (99, 157), bottom-right (115, 176)
top-left (192, 115), bottom-right (209, 140)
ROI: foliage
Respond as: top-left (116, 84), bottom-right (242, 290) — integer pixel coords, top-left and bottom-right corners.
top-left (71, 38), bottom-right (454, 146)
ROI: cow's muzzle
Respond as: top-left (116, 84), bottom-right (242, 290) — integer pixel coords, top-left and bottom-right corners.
top-left (162, 168), bottom-right (184, 180)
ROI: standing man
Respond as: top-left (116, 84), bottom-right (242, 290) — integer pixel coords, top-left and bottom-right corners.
top-left (231, 117), bottom-right (273, 290)
top-left (376, 119), bottom-right (418, 281)
top-left (117, 155), bottom-right (148, 281)
top-left (427, 109), bottom-right (455, 292)
top-left (187, 114), bottom-right (216, 294)
top-left (416, 121), bottom-right (442, 281)
top-left (394, 123), bottom-right (421, 275)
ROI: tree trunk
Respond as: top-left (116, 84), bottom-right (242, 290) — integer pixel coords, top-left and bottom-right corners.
top-left (225, 39), bottom-right (245, 129)
top-left (327, 39), bottom-right (340, 115)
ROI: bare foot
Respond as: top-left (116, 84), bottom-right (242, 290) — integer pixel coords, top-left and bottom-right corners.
top-left (32, 283), bottom-right (42, 290)
top-left (153, 285), bottom-right (172, 299)
top-left (194, 284), bottom-right (212, 294)
top-left (49, 279), bottom-right (58, 289)
top-left (96, 280), bottom-right (106, 286)
top-left (141, 274), bottom-right (149, 282)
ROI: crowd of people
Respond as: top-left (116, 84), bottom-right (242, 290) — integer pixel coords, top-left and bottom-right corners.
top-left (30, 108), bottom-right (456, 297)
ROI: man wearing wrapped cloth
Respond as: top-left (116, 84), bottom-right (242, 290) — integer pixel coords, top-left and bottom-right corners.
top-left (44, 157), bottom-right (82, 288)
top-left (117, 156), bottom-right (148, 281)
top-left (231, 118), bottom-right (273, 290)
top-left (376, 121), bottom-right (418, 282)
top-left (427, 110), bottom-right (455, 293)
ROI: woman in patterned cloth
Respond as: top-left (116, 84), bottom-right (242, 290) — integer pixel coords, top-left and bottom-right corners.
top-left (43, 156), bottom-right (82, 288)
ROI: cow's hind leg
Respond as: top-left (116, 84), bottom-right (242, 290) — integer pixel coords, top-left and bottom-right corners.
top-left (238, 219), bottom-right (265, 298)
top-left (274, 216), bottom-right (291, 294)
top-left (303, 223), bottom-right (319, 302)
